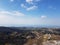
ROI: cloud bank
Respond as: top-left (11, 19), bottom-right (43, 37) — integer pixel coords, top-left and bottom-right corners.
top-left (0, 10), bottom-right (59, 26)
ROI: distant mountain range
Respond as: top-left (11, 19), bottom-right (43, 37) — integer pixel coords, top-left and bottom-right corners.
top-left (0, 26), bottom-right (60, 35)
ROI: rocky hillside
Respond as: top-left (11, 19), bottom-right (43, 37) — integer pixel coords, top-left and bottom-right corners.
top-left (0, 27), bottom-right (60, 45)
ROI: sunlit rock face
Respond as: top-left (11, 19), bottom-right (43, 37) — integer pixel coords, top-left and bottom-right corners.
top-left (24, 33), bottom-right (60, 45)
top-left (42, 40), bottom-right (60, 45)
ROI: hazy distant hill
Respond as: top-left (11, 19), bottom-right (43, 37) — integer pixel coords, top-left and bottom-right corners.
top-left (0, 27), bottom-right (23, 32)
top-left (0, 26), bottom-right (60, 35)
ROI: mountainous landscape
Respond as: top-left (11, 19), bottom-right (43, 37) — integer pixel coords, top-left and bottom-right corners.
top-left (0, 0), bottom-right (60, 45)
top-left (0, 26), bottom-right (60, 45)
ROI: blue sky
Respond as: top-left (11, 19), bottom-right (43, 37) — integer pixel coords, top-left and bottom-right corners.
top-left (0, 0), bottom-right (60, 26)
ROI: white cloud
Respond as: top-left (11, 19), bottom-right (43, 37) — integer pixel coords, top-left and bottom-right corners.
top-left (0, 11), bottom-right (25, 16)
top-left (0, 11), bottom-right (11, 15)
top-left (26, 0), bottom-right (33, 4)
top-left (26, 5), bottom-right (38, 11)
top-left (10, 0), bottom-right (14, 2)
top-left (21, 4), bottom-right (27, 8)
top-left (12, 11), bottom-right (25, 16)
top-left (21, 0), bottom-right (40, 11)
top-left (40, 15), bottom-right (47, 19)
top-left (21, 4), bottom-right (38, 11)
top-left (26, 0), bottom-right (40, 4)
